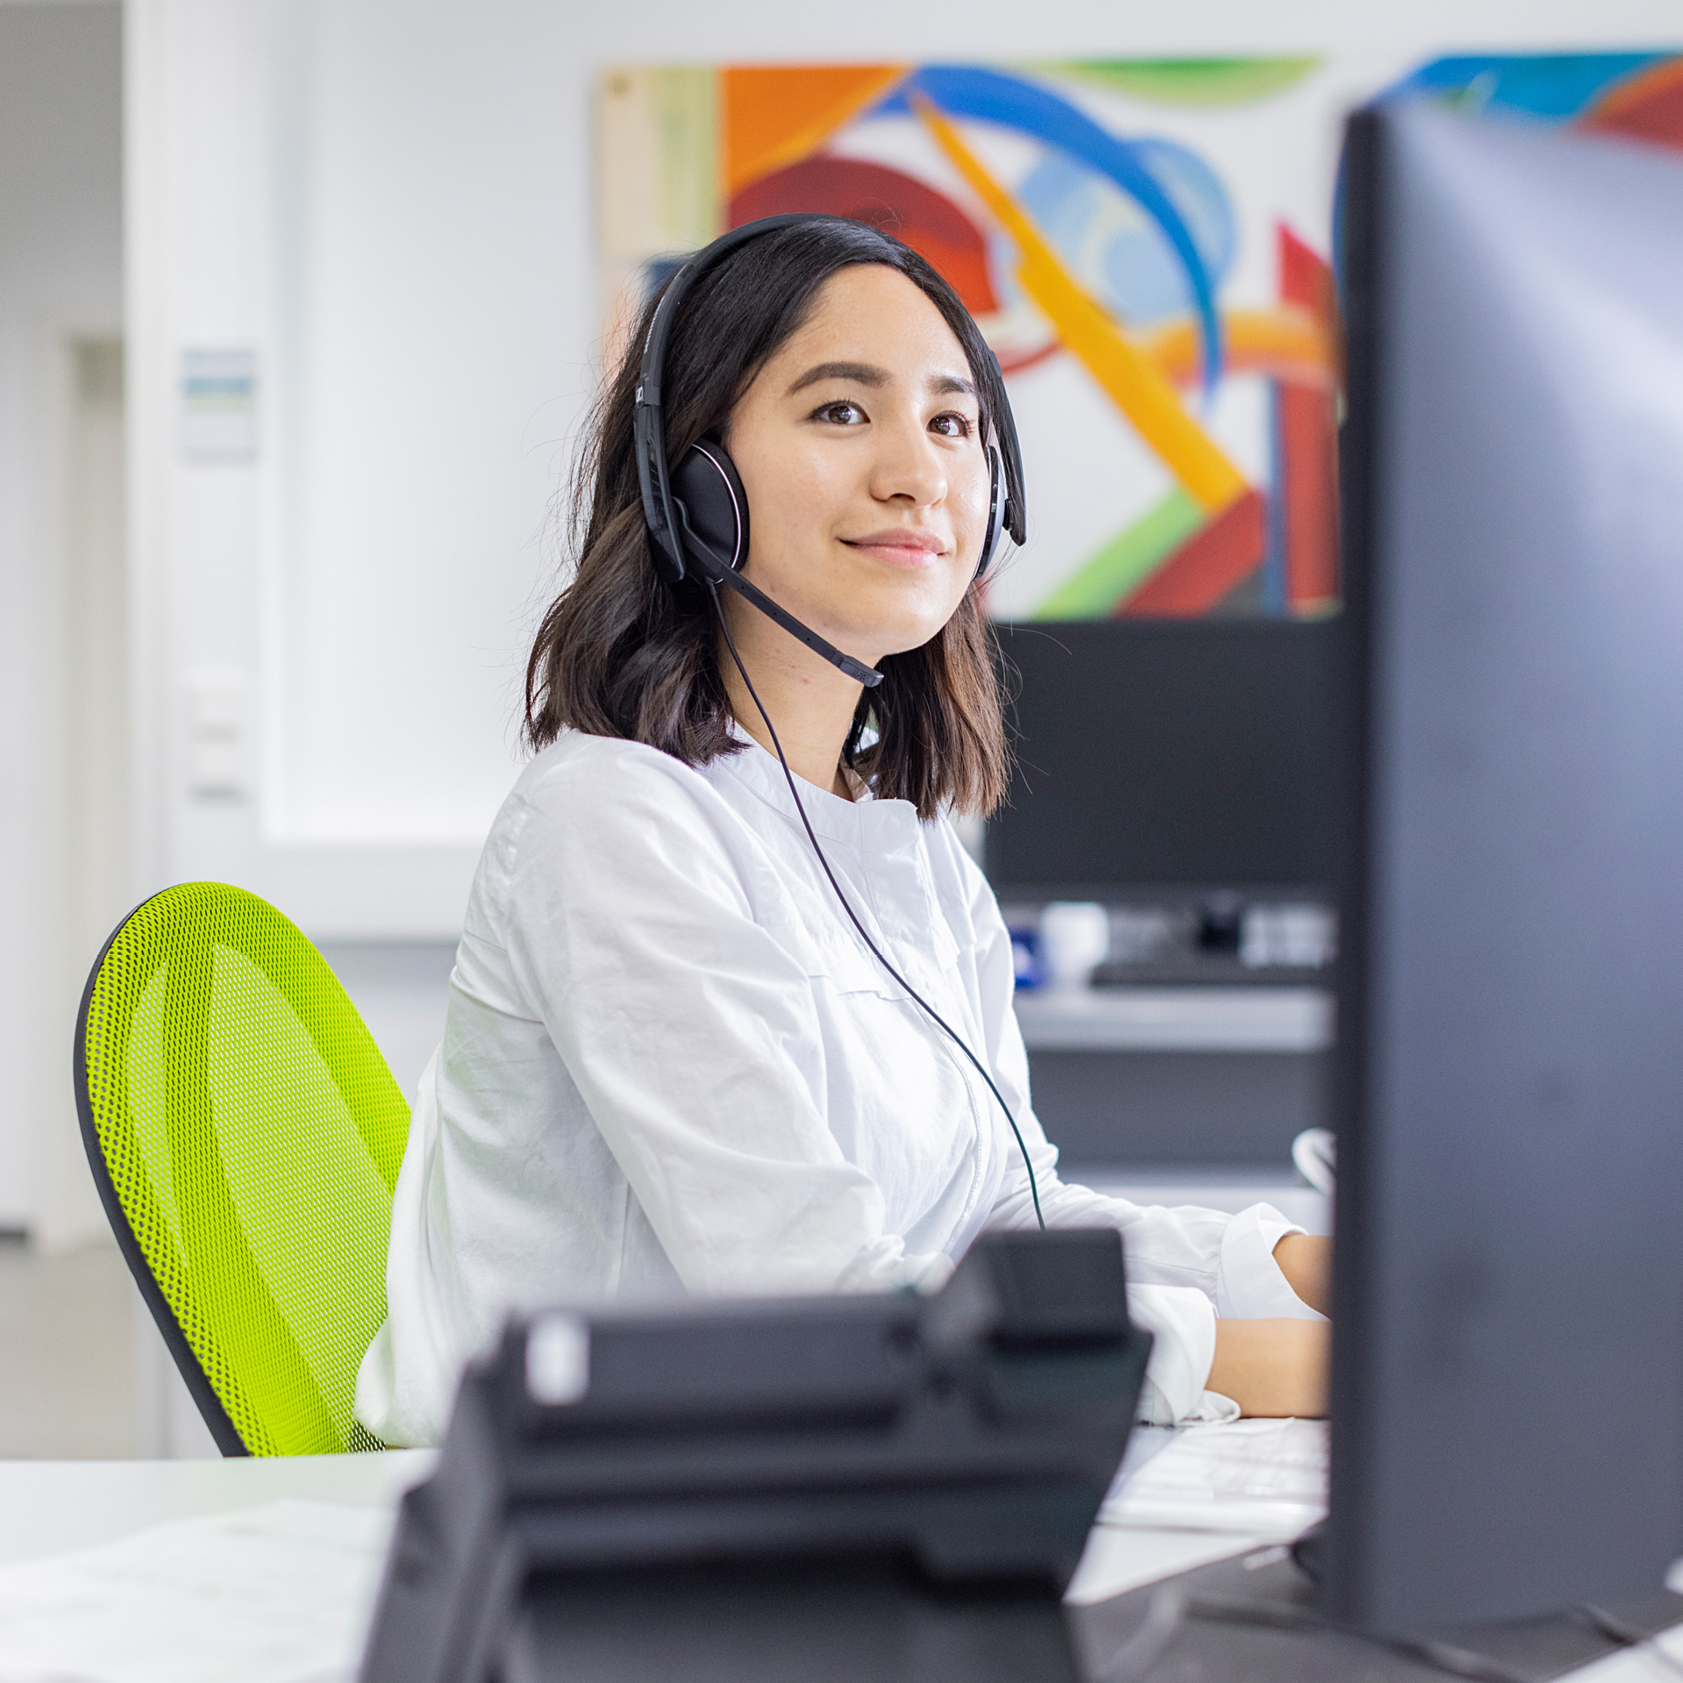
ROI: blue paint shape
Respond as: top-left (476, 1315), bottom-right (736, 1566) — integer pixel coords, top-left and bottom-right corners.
top-left (875, 65), bottom-right (1225, 393)
top-left (1018, 141), bottom-right (1235, 328)
top-left (1381, 53), bottom-right (1667, 122)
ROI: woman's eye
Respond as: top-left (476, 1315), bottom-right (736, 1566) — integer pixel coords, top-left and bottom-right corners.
top-left (813, 400), bottom-right (867, 425)
top-left (930, 411), bottom-right (974, 439)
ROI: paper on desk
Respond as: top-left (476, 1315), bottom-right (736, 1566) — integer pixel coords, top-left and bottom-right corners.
top-left (1100, 1417), bottom-right (1328, 1534)
top-left (0, 1499), bottom-right (392, 1683)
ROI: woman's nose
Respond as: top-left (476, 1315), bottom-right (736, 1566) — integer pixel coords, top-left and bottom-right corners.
top-left (869, 417), bottom-right (947, 507)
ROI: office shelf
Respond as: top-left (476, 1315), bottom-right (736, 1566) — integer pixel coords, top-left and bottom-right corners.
top-left (1012, 986), bottom-right (1334, 1054)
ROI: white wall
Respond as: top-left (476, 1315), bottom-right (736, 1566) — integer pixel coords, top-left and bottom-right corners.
top-left (130, 0), bottom-right (1683, 953)
top-left (0, 1), bottom-right (122, 1230)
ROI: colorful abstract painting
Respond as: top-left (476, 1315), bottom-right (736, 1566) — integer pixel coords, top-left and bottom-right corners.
top-left (595, 54), bottom-right (1683, 623)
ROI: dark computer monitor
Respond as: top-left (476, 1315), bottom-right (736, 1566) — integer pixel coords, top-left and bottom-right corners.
top-left (1328, 99), bottom-right (1683, 1631)
top-left (986, 618), bottom-right (1338, 903)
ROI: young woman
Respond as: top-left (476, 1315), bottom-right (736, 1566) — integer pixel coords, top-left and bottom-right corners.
top-left (355, 218), bottom-right (1329, 1448)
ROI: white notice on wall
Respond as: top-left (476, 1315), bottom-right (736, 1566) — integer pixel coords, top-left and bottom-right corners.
top-left (179, 347), bottom-right (258, 462)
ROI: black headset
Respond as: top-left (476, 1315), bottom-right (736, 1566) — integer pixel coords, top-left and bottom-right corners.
top-left (630, 213), bottom-right (1046, 1230)
top-left (633, 213), bottom-right (1025, 690)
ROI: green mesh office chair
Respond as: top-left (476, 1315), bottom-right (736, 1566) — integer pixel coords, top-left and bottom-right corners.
top-left (75, 883), bottom-right (412, 1456)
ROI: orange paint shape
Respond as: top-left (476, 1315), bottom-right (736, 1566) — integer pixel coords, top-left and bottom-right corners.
top-left (1581, 57), bottom-right (1683, 152)
top-left (723, 65), bottom-right (909, 197)
top-left (1119, 489), bottom-right (1267, 616)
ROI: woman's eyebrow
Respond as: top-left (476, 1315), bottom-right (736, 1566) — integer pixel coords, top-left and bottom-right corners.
top-left (787, 360), bottom-right (887, 395)
top-left (928, 371), bottom-right (977, 399)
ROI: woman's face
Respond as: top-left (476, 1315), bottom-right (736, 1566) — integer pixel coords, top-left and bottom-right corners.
top-left (723, 264), bottom-right (991, 665)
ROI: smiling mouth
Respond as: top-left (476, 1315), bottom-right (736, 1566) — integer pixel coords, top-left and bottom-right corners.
top-left (841, 532), bottom-right (949, 563)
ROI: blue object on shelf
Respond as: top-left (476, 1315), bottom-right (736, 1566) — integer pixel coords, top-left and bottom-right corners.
top-left (1010, 926), bottom-right (1043, 990)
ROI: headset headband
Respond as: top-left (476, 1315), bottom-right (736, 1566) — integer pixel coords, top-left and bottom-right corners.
top-left (638, 214), bottom-right (836, 415)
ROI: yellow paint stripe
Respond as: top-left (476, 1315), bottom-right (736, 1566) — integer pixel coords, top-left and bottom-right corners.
top-left (911, 92), bottom-right (1246, 513)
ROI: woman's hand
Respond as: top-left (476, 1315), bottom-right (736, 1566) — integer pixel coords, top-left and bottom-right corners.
top-left (1206, 1318), bottom-right (1329, 1417)
top-left (1272, 1233), bottom-right (1332, 1315)
top-left (1202, 1233), bottom-right (1332, 1416)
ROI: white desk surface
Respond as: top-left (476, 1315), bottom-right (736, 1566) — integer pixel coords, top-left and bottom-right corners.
top-left (1, 1452), bottom-right (1676, 1683)
top-left (0, 1451), bottom-right (432, 1568)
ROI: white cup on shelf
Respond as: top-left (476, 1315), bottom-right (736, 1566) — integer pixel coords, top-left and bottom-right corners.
top-left (1037, 901), bottom-right (1110, 990)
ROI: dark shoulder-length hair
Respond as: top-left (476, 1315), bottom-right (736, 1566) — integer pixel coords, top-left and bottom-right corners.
top-left (524, 218), bottom-right (1025, 820)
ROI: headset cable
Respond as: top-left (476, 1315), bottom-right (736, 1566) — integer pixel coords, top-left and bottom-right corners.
top-left (709, 580), bottom-right (1045, 1231)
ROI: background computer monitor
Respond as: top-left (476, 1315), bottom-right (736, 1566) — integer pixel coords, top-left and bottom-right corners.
top-left (986, 619), bottom-right (1339, 904)
top-left (1328, 99), bottom-right (1683, 1631)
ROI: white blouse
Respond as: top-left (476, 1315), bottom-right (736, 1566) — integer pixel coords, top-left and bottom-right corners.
top-left (355, 727), bottom-right (1320, 1448)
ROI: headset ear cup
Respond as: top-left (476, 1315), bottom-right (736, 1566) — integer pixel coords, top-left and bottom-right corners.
top-left (976, 444), bottom-right (1007, 580)
top-left (670, 439), bottom-right (749, 576)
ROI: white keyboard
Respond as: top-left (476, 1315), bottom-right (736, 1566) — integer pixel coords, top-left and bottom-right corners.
top-left (1101, 1417), bottom-right (1328, 1535)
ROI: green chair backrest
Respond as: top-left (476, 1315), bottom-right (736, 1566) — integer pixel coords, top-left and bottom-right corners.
top-left (75, 882), bottom-right (412, 1455)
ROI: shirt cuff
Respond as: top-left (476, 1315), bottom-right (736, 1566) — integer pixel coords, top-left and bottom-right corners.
top-left (1126, 1282), bottom-right (1221, 1424)
top-left (1214, 1202), bottom-right (1326, 1321)
top-left (1136, 1379), bottom-right (1243, 1425)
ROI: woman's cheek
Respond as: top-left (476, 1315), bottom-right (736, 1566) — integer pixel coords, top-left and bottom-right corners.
top-left (749, 477), bottom-right (820, 574)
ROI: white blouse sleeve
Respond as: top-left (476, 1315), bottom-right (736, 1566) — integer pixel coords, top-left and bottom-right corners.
top-left (949, 838), bottom-right (1321, 1422)
top-left (495, 748), bottom-right (951, 1299)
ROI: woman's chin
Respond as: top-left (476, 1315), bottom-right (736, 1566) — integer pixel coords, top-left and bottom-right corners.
top-left (829, 620), bottom-right (948, 665)
top-left (824, 595), bottom-right (964, 662)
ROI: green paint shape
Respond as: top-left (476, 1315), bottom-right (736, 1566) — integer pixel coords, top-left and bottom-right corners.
top-left (1048, 57), bottom-right (1321, 108)
top-left (1030, 489), bottom-right (1205, 620)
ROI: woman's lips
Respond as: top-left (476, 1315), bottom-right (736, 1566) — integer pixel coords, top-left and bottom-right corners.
top-left (841, 530), bottom-right (948, 565)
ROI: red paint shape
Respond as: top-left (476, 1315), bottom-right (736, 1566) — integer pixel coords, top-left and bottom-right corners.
top-left (1119, 489), bottom-right (1267, 617)
top-left (996, 339), bottom-right (1062, 377)
top-left (1276, 223), bottom-right (1340, 608)
top-left (1278, 383), bottom-right (1338, 608)
top-left (1581, 58), bottom-right (1683, 152)
top-left (1279, 223), bottom-right (1337, 326)
top-left (730, 156), bottom-right (998, 316)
